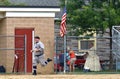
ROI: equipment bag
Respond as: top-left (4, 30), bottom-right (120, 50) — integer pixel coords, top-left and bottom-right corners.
top-left (0, 65), bottom-right (6, 73)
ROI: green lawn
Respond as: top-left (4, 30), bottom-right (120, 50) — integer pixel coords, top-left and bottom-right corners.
top-left (72, 68), bottom-right (120, 74)
top-left (56, 68), bottom-right (120, 74)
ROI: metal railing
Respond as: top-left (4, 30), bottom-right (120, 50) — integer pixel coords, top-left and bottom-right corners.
top-left (55, 35), bottom-right (120, 73)
top-left (0, 35), bottom-right (27, 74)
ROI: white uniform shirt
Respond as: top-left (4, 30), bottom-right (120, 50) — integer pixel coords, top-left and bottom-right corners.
top-left (38, 41), bottom-right (44, 49)
top-left (34, 41), bottom-right (44, 55)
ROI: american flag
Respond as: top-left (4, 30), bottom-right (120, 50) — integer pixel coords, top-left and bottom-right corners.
top-left (60, 7), bottom-right (67, 37)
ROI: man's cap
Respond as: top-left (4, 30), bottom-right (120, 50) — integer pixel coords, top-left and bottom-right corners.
top-left (34, 36), bottom-right (40, 39)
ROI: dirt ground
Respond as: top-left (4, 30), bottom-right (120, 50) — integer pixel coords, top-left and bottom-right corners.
top-left (0, 74), bottom-right (120, 79)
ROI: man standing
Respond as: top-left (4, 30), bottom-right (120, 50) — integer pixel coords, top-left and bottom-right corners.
top-left (31, 36), bottom-right (52, 75)
top-left (59, 51), bottom-right (64, 71)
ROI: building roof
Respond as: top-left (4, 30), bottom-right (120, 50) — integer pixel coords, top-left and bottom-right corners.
top-left (9, 0), bottom-right (61, 18)
top-left (9, 0), bottom-right (60, 7)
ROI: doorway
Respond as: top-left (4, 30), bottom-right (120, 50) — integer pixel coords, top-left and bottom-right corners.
top-left (15, 28), bottom-right (34, 73)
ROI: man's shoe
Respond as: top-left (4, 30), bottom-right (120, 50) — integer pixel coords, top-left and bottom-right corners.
top-left (32, 70), bottom-right (37, 75)
top-left (47, 58), bottom-right (52, 62)
top-left (32, 72), bottom-right (37, 75)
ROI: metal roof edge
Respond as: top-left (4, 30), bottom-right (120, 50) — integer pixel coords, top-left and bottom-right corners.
top-left (0, 6), bottom-right (60, 8)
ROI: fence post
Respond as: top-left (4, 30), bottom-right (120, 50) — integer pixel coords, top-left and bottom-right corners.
top-left (116, 57), bottom-right (117, 72)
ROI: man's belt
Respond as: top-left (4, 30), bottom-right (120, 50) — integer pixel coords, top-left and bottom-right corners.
top-left (35, 53), bottom-right (44, 57)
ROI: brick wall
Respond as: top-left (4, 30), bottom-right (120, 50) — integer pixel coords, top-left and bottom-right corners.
top-left (0, 19), bottom-right (7, 68)
top-left (0, 17), bottom-right (55, 74)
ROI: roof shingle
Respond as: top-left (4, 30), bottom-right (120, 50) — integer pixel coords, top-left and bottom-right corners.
top-left (9, 0), bottom-right (60, 7)
top-left (8, 0), bottom-right (61, 18)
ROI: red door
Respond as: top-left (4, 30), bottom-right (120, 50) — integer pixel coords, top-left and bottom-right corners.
top-left (15, 28), bottom-right (33, 73)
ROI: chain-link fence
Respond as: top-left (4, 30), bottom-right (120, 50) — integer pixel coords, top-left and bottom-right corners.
top-left (112, 26), bottom-right (120, 72)
top-left (55, 36), bottom-right (120, 73)
top-left (0, 35), bottom-right (27, 74)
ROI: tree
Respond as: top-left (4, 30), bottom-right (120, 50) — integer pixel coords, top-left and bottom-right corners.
top-left (0, 0), bottom-right (11, 5)
top-left (60, 0), bottom-right (120, 70)
top-left (0, 0), bottom-right (25, 6)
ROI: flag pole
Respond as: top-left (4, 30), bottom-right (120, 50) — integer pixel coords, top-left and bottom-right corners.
top-left (63, 0), bottom-right (67, 73)
top-left (63, 34), bottom-right (67, 73)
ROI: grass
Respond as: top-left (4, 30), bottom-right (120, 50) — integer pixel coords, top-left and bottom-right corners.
top-left (74, 68), bottom-right (120, 74)
top-left (56, 68), bottom-right (120, 75)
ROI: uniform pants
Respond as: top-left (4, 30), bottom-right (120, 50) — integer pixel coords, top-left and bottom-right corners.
top-left (33, 54), bottom-right (48, 73)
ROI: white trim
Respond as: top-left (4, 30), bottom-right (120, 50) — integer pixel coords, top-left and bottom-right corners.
top-left (32, 30), bottom-right (35, 73)
top-left (6, 12), bottom-right (55, 17)
top-left (0, 8), bottom-right (60, 12)
top-left (0, 7), bottom-right (60, 18)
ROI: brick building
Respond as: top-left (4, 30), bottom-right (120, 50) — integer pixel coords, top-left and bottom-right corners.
top-left (0, 0), bottom-right (60, 74)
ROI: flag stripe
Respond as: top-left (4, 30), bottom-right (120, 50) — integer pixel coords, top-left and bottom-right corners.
top-left (60, 7), bottom-right (66, 37)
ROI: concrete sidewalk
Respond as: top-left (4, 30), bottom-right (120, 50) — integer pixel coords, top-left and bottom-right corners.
top-left (0, 74), bottom-right (120, 79)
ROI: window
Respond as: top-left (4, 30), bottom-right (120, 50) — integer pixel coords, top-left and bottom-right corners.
top-left (80, 40), bottom-right (94, 50)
